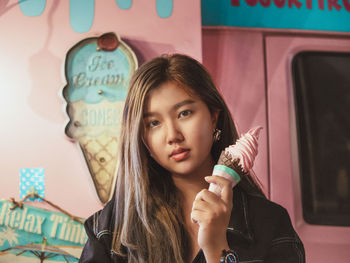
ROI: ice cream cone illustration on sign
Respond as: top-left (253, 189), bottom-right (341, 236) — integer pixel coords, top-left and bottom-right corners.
top-left (63, 33), bottom-right (138, 203)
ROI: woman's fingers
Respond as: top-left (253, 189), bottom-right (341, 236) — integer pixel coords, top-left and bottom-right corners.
top-left (190, 209), bottom-right (203, 224)
top-left (192, 189), bottom-right (233, 225)
top-left (192, 196), bottom-right (216, 213)
top-left (205, 175), bottom-right (234, 205)
top-left (192, 176), bottom-right (234, 251)
top-left (195, 188), bottom-right (220, 202)
top-left (191, 202), bottom-right (221, 225)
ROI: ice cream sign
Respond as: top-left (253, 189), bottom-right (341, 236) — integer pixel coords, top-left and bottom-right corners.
top-left (0, 200), bottom-right (85, 262)
top-left (63, 32), bottom-right (138, 204)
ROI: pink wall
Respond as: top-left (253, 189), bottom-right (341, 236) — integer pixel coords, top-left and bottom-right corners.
top-left (0, 0), bottom-right (202, 218)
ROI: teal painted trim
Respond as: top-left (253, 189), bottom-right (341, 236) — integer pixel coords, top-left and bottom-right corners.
top-left (202, 0), bottom-right (350, 32)
top-left (70, 0), bottom-right (95, 33)
top-left (214, 165), bottom-right (241, 182)
top-left (116, 0), bottom-right (132, 9)
top-left (156, 0), bottom-right (173, 18)
top-left (19, 0), bottom-right (46, 17)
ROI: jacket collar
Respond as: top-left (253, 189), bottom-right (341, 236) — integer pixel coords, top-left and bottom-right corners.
top-left (226, 186), bottom-right (254, 243)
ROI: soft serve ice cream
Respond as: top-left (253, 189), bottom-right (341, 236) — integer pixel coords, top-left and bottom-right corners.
top-left (209, 126), bottom-right (263, 196)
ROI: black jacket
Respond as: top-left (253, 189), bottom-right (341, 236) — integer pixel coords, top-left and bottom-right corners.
top-left (79, 187), bottom-right (305, 263)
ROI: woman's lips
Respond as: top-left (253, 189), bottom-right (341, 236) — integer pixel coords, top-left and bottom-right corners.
top-left (170, 149), bottom-right (190, 162)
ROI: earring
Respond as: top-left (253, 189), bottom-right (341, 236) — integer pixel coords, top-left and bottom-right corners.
top-left (213, 128), bottom-right (222, 142)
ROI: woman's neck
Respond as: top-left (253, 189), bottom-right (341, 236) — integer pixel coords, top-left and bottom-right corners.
top-left (171, 154), bottom-right (215, 199)
top-left (172, 173), bottom-right (212, 204)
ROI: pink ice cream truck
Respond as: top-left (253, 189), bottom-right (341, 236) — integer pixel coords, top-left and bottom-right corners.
top-left (202, 2), bottom-right (350, 262)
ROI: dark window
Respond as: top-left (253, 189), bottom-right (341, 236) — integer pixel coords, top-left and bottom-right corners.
top-left (292, 52), bottom-right (350, 226)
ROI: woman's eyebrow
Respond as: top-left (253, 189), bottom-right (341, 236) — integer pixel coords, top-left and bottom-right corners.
top-left (143, 99), bottom-right (196, 118)
top-left (143, 112), bottom-right (154, 118)
top-left (173, 99), bottom-right (195, 110)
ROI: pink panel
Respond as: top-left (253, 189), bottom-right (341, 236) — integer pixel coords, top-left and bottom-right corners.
top-left (202, 28), bottom-right (269, 195)
top-left (266, 36), bottom-right (350, 263)
top-left (0, 1), bottom-right (202, 218)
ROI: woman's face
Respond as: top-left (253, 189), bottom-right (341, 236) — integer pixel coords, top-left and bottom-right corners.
top-left (143, 81), bottom-right (218, 178)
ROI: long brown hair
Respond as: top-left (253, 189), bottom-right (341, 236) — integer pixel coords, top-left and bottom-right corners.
top-left (112, 54), bottom-right (265, 263)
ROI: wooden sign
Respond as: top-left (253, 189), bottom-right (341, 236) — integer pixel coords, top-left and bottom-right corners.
top-left (0, 200), bottom-right (86, 262)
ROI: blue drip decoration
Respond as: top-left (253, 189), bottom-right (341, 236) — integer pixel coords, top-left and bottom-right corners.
top-left (156, 0), bottom-right (173, 18)
top-left (70, 0), bottom-right (95, 33)
top-left (19, 0), bottom-right (46, 17)
top-left (116, 0), bottom-right (132, 10)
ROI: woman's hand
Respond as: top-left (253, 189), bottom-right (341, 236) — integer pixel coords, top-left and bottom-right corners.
top-left (190, 175), bottom-right (233, 262)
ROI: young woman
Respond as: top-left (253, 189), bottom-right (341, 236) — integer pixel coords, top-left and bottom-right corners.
top-left (79, 54), bottom-right (305, 263)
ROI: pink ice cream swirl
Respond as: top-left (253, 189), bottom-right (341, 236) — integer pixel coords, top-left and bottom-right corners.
top-left (225, 126), bottom-right (263, 172)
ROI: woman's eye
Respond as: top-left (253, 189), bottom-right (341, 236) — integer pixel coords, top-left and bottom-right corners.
top-left (147, 120), bottom-right (160, 128)
top-left (178, 110), bottom-right (192, 118)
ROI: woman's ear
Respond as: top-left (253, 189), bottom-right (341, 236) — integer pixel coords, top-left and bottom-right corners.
top-left (211, 109), bottom-right (220, 129)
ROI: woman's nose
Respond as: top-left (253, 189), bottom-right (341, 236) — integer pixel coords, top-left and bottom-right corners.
top-left (166, 121), bottom-right (184, 144)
